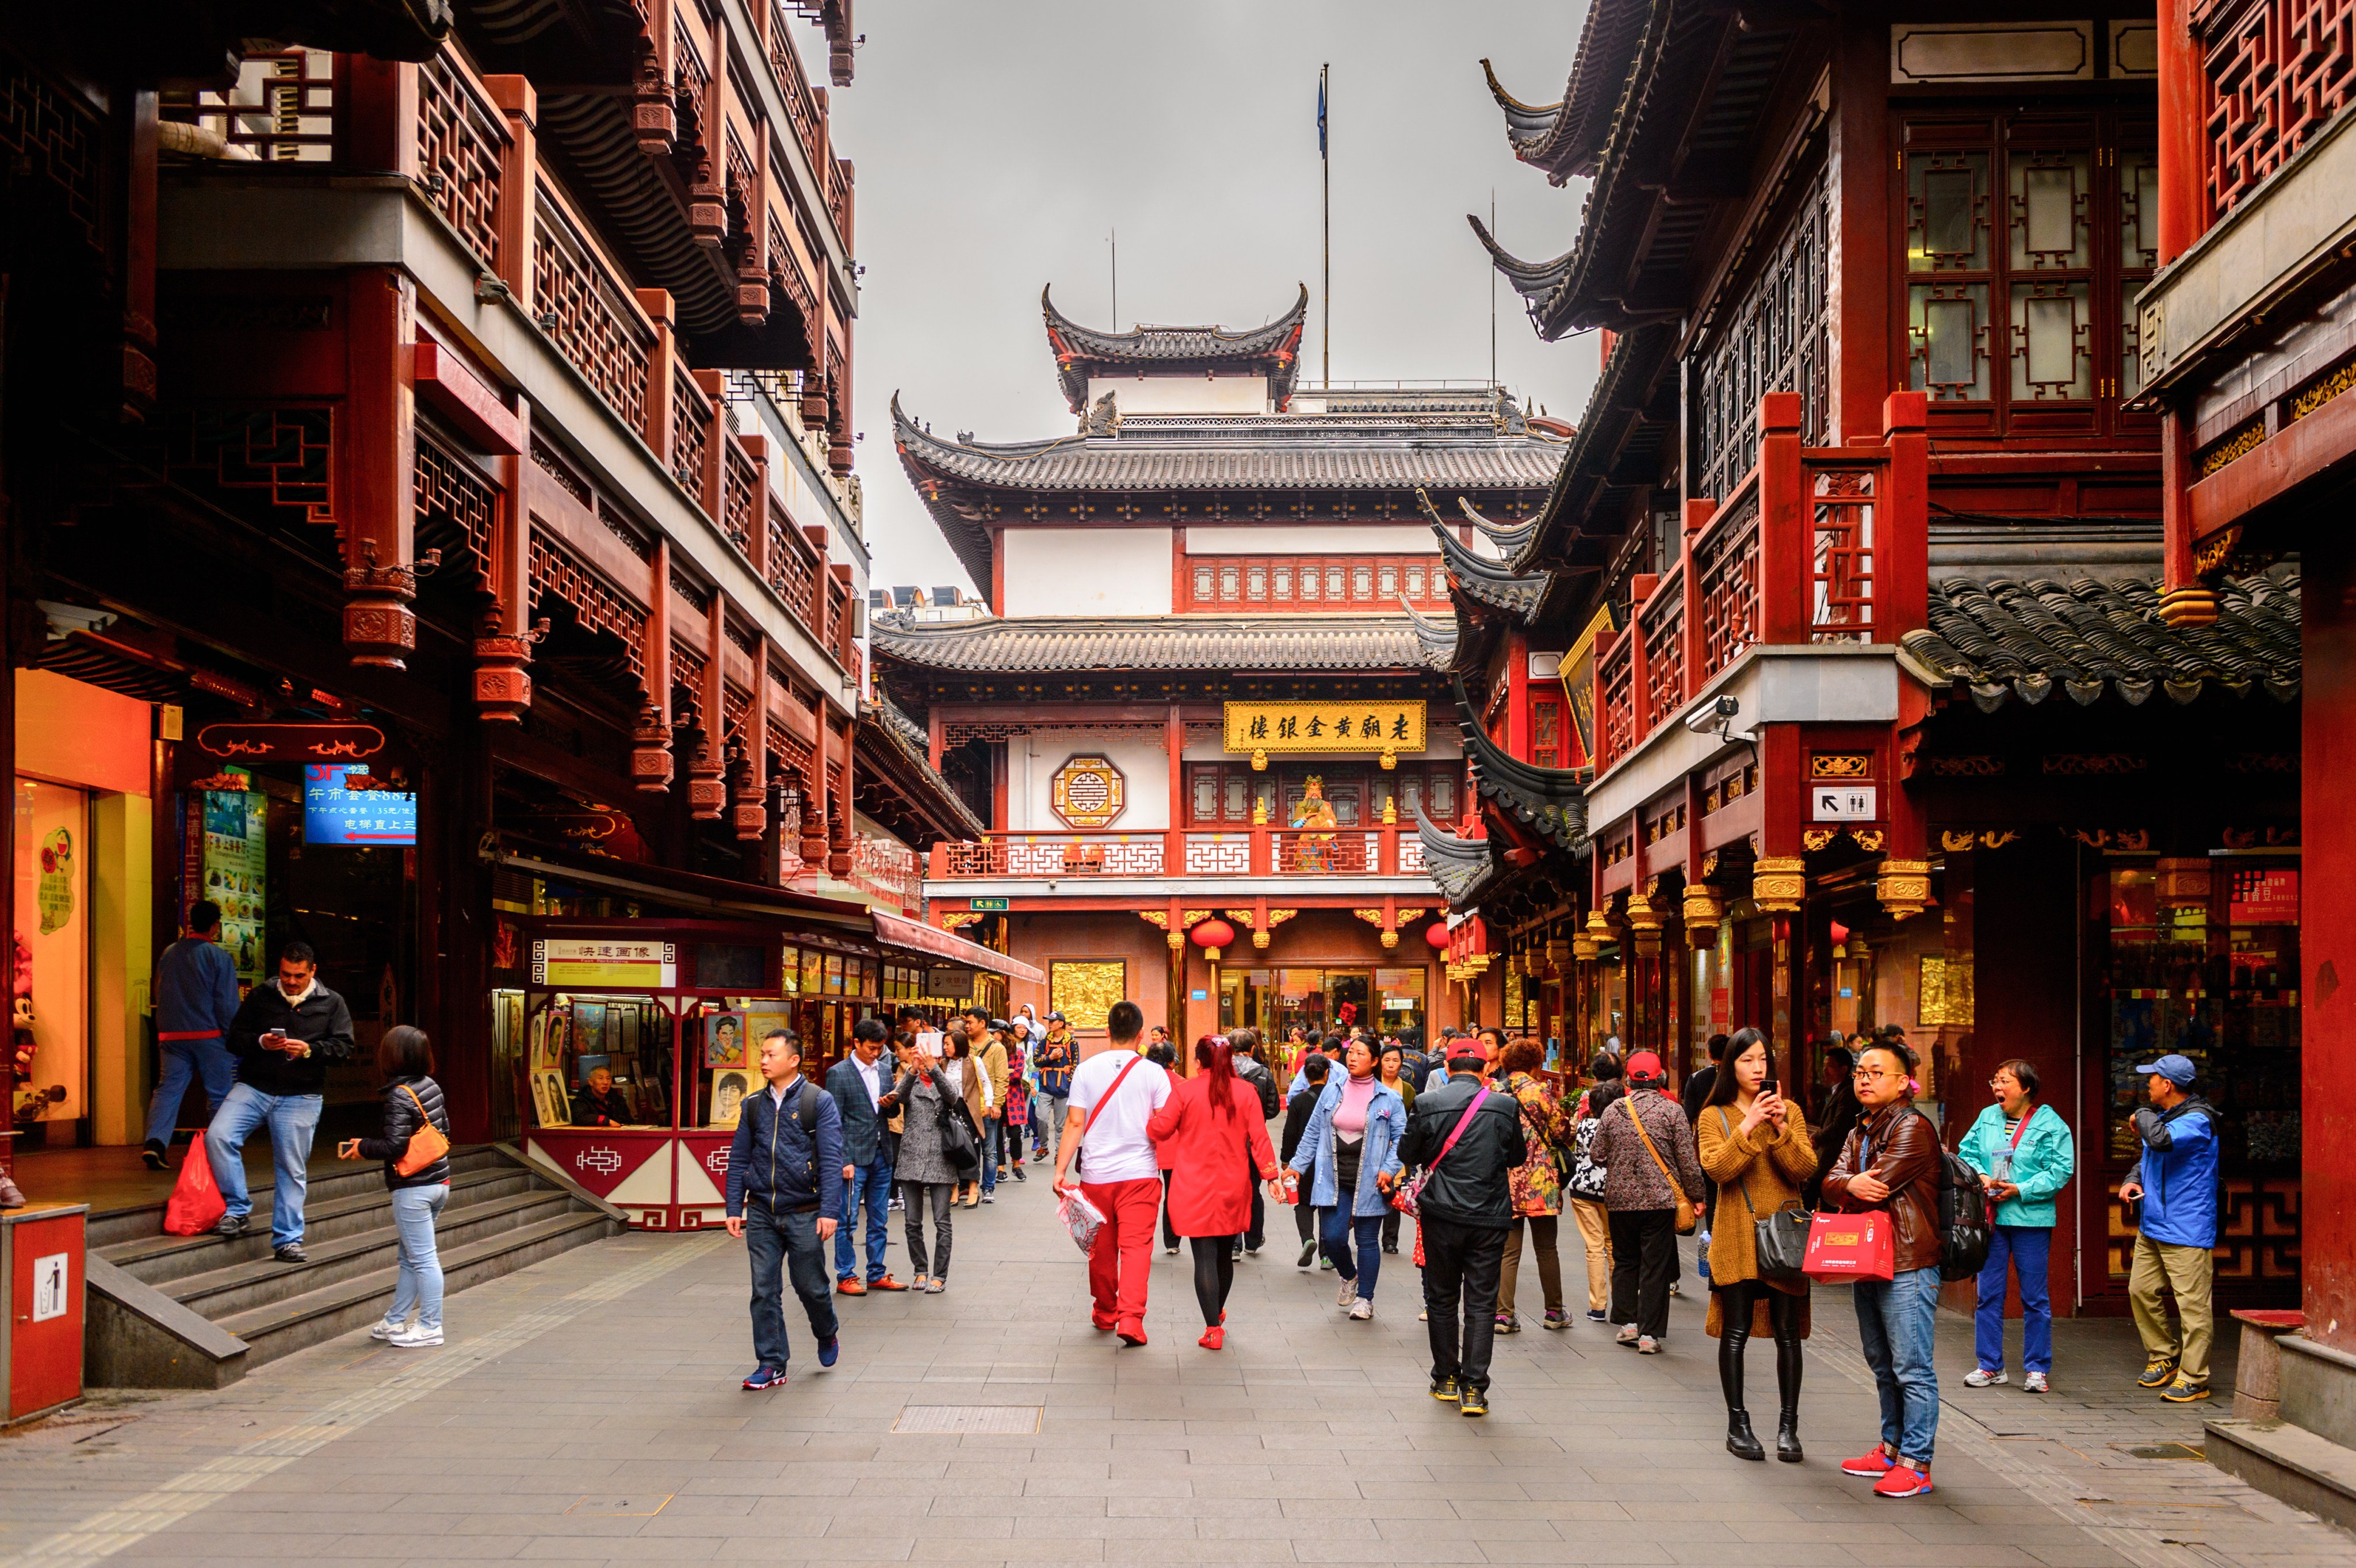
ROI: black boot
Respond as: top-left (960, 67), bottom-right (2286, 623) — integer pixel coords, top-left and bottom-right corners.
top-left (1776, 1408), bottom-right (1803, 1463)
top-left (1726, 1409), bottom-right (1765, 1461)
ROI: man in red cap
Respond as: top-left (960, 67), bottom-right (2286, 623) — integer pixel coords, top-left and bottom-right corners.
top-left (1397, 1036), bottom-right (1526, 1417)
top-left (1590, 1050), bottom-right (1706, 1353)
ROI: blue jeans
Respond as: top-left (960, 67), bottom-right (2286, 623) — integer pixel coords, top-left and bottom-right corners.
top-left (1854, 1264), bottom-right (1943, 1466)
top-left (980, 1114), bottom-right (1001, 1193)
top-left (206, 1083), bottom-right (323, 1248)
top-left (744, 1200), bottom-right (838, 1371)
top-left (835, 1160), bottom-right (894, 1281)
top-left (1319, 1207), bottom-right (1387, 1300)
top-left (1976, 1224), bottom-right (2053, 1375)
top-left (144, 1035), bottom-right (238, 1147)
top-left (385, 1183), bottom-right (449, 1330)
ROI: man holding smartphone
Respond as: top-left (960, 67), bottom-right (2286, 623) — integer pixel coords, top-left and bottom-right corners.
top-left (207, 941), bottom-right (355, 1262)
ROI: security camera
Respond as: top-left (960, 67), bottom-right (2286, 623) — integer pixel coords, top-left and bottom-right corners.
top-left (1685, 693), bottom-right (1745, 744)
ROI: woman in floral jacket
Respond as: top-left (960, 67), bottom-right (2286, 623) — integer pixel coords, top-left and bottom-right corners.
top-left (1495, 1038), bottom-right (1574, 1332)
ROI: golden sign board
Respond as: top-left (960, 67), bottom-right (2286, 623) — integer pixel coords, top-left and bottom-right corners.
top-left (1049, 961), bottom-right (1127, 1029)
top-left (1049, 755), bottom-right (1126, 828)
top-left (1221, 701), bottom-right (1426, 769)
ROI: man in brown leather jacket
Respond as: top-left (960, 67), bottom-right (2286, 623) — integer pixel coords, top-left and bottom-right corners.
top-left (1821, 1038), bottom-right (1944, 1500)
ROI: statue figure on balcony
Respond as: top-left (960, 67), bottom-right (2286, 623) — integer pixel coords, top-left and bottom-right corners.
top-left (1292, 775), bottom-right (1338, 873)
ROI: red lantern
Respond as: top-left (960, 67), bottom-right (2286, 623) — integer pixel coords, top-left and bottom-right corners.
top-left (1425, 921), bottom-right (1449, 950)
top-left (1190, 919), bottom-right (1236, 960)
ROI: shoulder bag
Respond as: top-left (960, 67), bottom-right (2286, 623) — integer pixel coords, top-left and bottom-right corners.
top-left (1718, 1106), bottom-right (1810, 1283)
top-left (1624, 1095), bottom-right (1697, 1234)
top-left (395, 1084), bottom-right (452, 1178)
top-left (1393, 1087), bottom-right (1489, 1218)
top-left (935, 1070), bottom-right (981, 1176)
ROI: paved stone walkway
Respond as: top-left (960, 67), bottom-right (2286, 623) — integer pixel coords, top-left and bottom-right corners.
top-left (1, 1168), bottom-right (2351, 1568)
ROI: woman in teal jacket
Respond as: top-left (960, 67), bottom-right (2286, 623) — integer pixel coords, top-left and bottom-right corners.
top-left (1957, 1058), bottom-right (2076, 1392)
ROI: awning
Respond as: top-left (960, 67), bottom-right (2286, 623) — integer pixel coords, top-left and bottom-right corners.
top-left (492, 839), bottom-right (872, 929)
top-left (871, 909), bottom-right (1046, 985)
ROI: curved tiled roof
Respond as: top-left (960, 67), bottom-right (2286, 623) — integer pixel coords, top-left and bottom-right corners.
top-left (1042, 284), bottom-right (1307, 412)
top-left (1481, 0), bottom-right (1649, 184)
top-left (1899, 567), bottom-right (2301, 713)
top-left (869, 614), bottom-right (1448, 674)
top-left (1456, 677), bottom-right (1589, 850)
top-left (1414, 804), bottom-right (1504, 907)
top-left (1420, 491), bottom-right (1550, 619)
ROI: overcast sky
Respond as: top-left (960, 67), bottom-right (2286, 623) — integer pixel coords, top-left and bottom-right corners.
top-left (803, 2), bottom-right (1599, 597)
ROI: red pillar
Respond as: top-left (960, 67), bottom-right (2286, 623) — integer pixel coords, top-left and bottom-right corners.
top-left (1757, 393), bottom-right (1808, 643)
top-left (1164, 704), bottom-right (1185, 876)
top-left (2305, 530), bottom-right (2356, 1353)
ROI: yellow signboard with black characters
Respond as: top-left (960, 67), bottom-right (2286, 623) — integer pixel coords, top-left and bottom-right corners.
top-left (1221, 701), bottom-right (1426, 769)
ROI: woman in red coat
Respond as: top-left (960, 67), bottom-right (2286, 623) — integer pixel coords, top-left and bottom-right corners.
top-left (1149, 1035), bottom-right (1280, 1349)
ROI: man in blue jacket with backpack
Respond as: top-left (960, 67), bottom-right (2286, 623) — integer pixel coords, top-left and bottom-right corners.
top-left (725, 1027), bottom-right (844, 1390)
top-left (2118, 1053), bottom-right (2219, 1403)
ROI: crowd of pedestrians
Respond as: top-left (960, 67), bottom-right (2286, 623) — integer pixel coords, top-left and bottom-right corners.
top-left (685, 989), bottom-right (2216, 1509)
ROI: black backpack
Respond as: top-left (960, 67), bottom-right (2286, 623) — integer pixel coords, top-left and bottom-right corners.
top-left (1921, 1110), bottom-right (1991, 1282)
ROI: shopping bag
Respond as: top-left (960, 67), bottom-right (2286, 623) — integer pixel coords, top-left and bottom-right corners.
top-left (1801, 1210), bottom-right (1894, 1282)
top-left (163, 1142), bottom-right (227, 1236)
top-left (1055, 1187), bottom-right (1106, 1257)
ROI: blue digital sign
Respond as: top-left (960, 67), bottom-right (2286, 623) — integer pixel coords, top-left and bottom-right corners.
top-left (303, 764), bottom-right (418, 846)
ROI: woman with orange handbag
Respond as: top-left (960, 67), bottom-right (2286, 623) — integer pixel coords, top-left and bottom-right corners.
top-left (338, 1024), bottom-right (451, 1348)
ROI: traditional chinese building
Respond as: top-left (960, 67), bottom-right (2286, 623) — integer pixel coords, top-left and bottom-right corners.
top-left (878, 286), bottom-right (1567, 1043)
top-left (1432, 0), bottom-right (2302, 1328)
top-left (0, 0), bottom-right (992, 1213)
top-left (2129, 0), bottom-right (2356, 1516)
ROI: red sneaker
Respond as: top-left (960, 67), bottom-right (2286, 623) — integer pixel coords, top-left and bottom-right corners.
top-left (1116, 1318), bottom-right (1148, 1347)
top-left (836, 1278), bottom-right (867, 1296)
top-left (1841, 1448), bottom-right (1895, 1477)
top-left (1198, 1326), bottom-right (1225, 1351)
top-left (1873, 1466), bottom-right (1933, 1499)
top-left (870, 1275), bottom-right (909, 1292)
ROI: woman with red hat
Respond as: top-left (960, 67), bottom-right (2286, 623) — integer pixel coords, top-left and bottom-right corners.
top-left (1590, 1049), bottom-right (1706, 1353)
top-left (1148, 1035), bottom-right (1280, 1349)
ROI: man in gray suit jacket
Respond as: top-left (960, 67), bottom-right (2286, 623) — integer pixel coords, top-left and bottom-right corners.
top-left (826, 1018), bottom-right (907, 1292)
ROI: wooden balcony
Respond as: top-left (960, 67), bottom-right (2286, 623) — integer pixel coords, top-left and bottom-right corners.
top-left (1591, 392), bottom-right (1927, 776)
top-left (927, 825), bottom-right (1428, 882)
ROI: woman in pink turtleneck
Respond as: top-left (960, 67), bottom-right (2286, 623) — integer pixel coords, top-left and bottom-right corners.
top-left (1286, 1038), bottom-right (1408, 1320)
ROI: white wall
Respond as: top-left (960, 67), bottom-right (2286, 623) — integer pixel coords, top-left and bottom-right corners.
top-left (1087, 373), bottom-right (1268, 415)
top-left (1008, 733), bottom-right (1171, 831)
top-left (1003, 528), bottom-right (1172, 615)
top-left (1183, 524), bottom-right (1441, 554)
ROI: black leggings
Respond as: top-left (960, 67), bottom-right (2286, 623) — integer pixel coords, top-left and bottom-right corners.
top-left (1190, 1235), bottom-right (1236, 1326)
top-left (1714, 1278), bottom-right (1804, 1416)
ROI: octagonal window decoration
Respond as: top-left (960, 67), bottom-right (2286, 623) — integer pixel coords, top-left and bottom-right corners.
top-left (1050, 754), bottom-right (1126, 829)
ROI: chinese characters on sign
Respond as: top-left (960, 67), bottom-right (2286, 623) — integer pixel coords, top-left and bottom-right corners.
top-left (534, 939), bottom-right (679, 990)
top-left (1221, 701), bottom-right (1427, 768)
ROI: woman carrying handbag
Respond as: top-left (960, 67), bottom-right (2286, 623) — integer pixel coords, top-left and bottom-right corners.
top-left (1696, 1027), bottom-right (1817, 1462)
top-left (891, 1051), bottom-right (976, 1292)
top-left (337, 1025), bottom-right (452, 1348)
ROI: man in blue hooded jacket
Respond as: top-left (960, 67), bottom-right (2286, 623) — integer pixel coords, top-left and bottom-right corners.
top-left (725, 1028), bottom-right (844, 1390)
top-left (2117, 1053), bottom-right (2217, 1403)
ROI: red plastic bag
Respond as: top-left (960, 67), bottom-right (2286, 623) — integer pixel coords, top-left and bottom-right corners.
top-left (163, 1144), bottom-right (227, 1236)
top-left (1802, 1210), bottom-right (1894, 1282)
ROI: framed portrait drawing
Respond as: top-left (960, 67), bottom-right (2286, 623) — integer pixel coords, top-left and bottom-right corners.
top-left (574, 1001), bottom-right (607, 1054)
top-left (531, 1069), bottom-right (571, 1128)
top-left (708, 1068), bottom-right (753, 1128)
top-left (704, 1010), bottom-right (748, 1069)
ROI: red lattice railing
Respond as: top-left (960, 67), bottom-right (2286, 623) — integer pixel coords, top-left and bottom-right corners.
top-left (416, 53), bottom-right (506, 269)
top-left (165, 49), bottom-right (336, 163)
top-left (938, 835), bottom-right (1169, 878)
top-left (1693, 491), bottom-right (1761, 685)
top-left (2202, 0), bottom-right (2356, 216)
top-left (671, 369), bottom-right (712, 500)
top-left (768, 1), bottom-right (828, 180)
top-left (1275, 831), bottom-right (1379, 874)
top-left (1185, 836), bottom-right (1252, 875)
top-left (532, 182), bottom-right (652, 433)
top-left (1810, 464), bottom-right (1878, 641)
top-left (1638, 568), bottom-right (1687, 735)
top-left (529, 534), bottom-right (648, 682)
top-left (1596, 634), bottom-right (1636, 774)
top-left (768, 515), bottom-right (820, 625)
top-left (723, 442), bottom-right (755, 548)
top-left (828, 578), bottom-right (856, 671)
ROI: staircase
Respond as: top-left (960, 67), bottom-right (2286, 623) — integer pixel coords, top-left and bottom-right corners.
top-left (84, 1145), bottom-right (624, 1388)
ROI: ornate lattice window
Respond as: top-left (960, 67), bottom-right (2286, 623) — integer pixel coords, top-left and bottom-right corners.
top-left (1688, 170), bottom-right (1831, 508)
top-left (1177, 554), bottom-right (1451, 613)
top-left (2204, 0), bottom-right (2356, 217)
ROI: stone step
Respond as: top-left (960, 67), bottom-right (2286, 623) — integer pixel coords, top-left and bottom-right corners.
top-left (85, 1145), bottom-right (510, 1250)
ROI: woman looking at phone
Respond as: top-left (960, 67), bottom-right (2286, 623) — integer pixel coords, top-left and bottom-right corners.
top-left (1695, 1027), bottom-right (1816, 1462)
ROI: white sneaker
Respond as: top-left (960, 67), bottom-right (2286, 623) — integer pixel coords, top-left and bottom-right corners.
top-left (1337, 1279), bottom-right (1356, 1307)
top-left (2024, 1371), bottom-right (2049, 1394)
top-left (1616, 1324), bottom-right (1640, 1344)
top-left (369, 1320), bottom-right (404, 1341)
top-left (1636, 1336), bottom-right (1660, 1354)
top-left (388, 1325), bottom-right (444, 1349)
top-left (1348, 1298), bottom-right (1372, 1321)
top-left (1964, 1367), bottom-right (2008, 1388)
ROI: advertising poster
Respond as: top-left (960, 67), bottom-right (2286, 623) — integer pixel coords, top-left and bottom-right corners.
top-left (201, 790), bottom-right (269, 986)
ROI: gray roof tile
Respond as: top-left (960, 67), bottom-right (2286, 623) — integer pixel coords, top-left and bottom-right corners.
top-left (870, 614), bottom-right (1447, 674)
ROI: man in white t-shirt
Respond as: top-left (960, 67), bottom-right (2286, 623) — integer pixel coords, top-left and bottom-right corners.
top-left (1053, 999), bottom-right (1171, 1345)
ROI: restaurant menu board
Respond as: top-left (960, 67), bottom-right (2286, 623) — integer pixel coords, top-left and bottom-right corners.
top-left (303, 764), bottom-right (419, 846)
top-left (200, 790), bottom-right (269, 986)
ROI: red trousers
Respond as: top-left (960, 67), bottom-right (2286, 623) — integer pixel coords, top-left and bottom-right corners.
top-left (1081, 1177), bottom-right (1162, 1324)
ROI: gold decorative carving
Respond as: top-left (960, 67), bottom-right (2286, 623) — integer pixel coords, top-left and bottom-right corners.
top-left (1166, 931), bottom-right (1185, 950)
top-left (1352, 908), bottom-right (1387, 926)
top-left (1811, 753), bottom-right (1872, 779)
top-left (1048, 960), bottom-right (1127, 1029)
top-left (1682, 884), bottom-right (1725, 944)
top-left (1877, 858), bottom-right (1933, 921)
top-left (2293, 358), bottom-right (2356, 420)
top-left (1751, 856), bottom-right (1807, 914)
top-left (1919, 954), bottom-right (1976, 1027)
top-left (2155, 856), bottom-right (2212, 911)
top-left (1267, 910), bottom-right (1299, 925)
top-left (1138, 912), bottom-right (1168, 929)
top-left (1850, 829), bottom-right (1887, 852)
top-left (1181, 909), bottom-right (1213, 927)
top-left (1802, 828), bottom-right (1838, 852)
top-left (2198, 420), bottom-right (2265, 476)
top-left (1940, 829), bottom-right (1978, 852)
top-left (1978, 830), bottom-right (2018, 849)
top-left (1049, 754), bottom-right (1126, 828)
top-left (1926, 755), bottom-right (2005, 777)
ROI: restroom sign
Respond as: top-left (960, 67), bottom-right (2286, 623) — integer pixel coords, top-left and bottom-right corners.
top-left (1812, 786), bottom-right (1877, 821)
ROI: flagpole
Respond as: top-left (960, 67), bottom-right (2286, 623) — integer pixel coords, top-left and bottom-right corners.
top-left (1321, 62), bottom-right (1330, 388)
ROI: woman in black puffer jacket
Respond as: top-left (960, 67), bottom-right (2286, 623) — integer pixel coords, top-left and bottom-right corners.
top-left (338, 1025), bottom-right (451, 1347)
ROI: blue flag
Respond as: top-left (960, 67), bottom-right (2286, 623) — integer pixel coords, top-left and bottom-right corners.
top-left (1317, 72), bottom-right (1326, 157)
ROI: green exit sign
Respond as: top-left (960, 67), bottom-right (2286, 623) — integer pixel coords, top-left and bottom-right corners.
top-left (969, 897), bottom-right (1010, 912)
